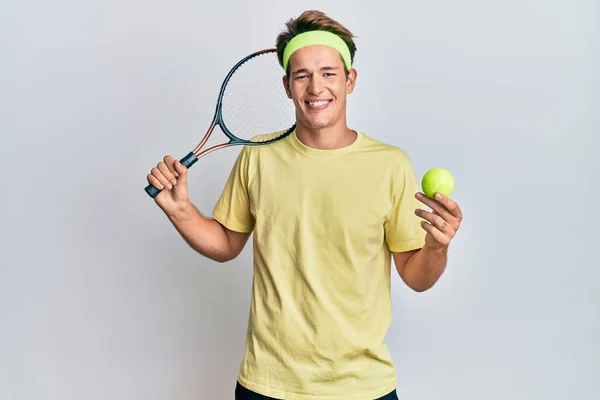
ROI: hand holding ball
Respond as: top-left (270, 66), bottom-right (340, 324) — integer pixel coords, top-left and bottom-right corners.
top-left (417, 167), bottom-right (462, 250)
top-left (421, 168), bottom-right (455, 199)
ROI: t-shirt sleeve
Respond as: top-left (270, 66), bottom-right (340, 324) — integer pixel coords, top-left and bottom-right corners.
top-left (212, 147), bottom-right (255, 233)
top-left (384, 156), bottom-right (426, 252)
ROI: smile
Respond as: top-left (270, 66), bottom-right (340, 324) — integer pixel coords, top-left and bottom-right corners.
top-left (305, 100), bottom-right (332, 110)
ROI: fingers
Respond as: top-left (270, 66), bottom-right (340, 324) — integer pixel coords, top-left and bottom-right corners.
top-left (415, 208), bottom-right (455, 235)
top-left (146, 173), bottom-right (167, 191)
top-left (173, 159), bottom-right (188, 185)
top-left (415, 193), bottom-right (453, 228)
top-left (416, 192), bottom-right (463, 224)
top-left (415, 191), bottom-right (464, 249)
top-left (428, 192), bottom-right (463, 220)
top-left (147, 167), bottom-right (171, 191)
top-left (147, 155), bottom-right (183, 190)
top-left (420, 221), bottom-right (451, 247)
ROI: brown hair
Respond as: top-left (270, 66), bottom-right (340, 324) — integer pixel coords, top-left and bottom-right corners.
top-left (275, 10), bottom-right (357, 74)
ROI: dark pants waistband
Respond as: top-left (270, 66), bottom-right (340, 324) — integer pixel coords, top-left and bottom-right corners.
top-left (235, 381), bottom-right (399, 400)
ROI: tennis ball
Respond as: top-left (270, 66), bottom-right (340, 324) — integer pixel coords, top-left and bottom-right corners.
top-left (421, 168), bottom-right (455, 199)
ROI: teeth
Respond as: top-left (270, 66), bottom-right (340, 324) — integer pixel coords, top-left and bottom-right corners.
top-left (309, 100), bottom-right (328, 106)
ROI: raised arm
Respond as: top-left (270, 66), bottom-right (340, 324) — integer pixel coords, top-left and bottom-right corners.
top-left (146, 155), bottom-right (251, 263)
top-left (168, 201), bottom-right (251, 263)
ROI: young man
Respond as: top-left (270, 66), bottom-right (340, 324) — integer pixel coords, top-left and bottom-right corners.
top-left (146, 10), bottom-right (463, 400)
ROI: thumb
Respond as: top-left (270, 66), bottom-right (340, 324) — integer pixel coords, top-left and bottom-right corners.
top-left (174, 160), bottom-right (188, 185)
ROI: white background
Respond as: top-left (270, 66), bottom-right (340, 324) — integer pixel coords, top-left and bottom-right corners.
top-left (1, 0), bottom-right (598, 399)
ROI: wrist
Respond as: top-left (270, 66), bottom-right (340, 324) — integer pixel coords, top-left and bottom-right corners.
top-left (422, 243), bottom-right (448, 255)
top-left (166, 200), bottom-right (195, 222)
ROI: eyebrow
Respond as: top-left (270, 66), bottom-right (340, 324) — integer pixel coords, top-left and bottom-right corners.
top-left (291, 66), bottom-right (341, 75)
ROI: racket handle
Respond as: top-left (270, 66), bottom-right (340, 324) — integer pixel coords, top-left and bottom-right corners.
top-left (144, 152), bottom-right (198, 198)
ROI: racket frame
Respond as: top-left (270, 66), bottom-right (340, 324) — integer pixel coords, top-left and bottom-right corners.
top-left (144, 48), bottom-right (296, 198)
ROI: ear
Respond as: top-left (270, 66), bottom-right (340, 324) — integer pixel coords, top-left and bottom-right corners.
top-left (345, 68), bottom-right (358, 95)
top-left (282, 75), bottom-right (292, 99)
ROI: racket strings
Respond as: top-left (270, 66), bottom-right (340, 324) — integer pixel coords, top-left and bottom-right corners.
top-left (225, 76), bottom-right (291, 134)
top-left (221, 52), bottom-right (295, 140)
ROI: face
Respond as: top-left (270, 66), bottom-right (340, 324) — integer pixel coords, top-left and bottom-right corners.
top-left (283, 45), bottom-right (357, 131)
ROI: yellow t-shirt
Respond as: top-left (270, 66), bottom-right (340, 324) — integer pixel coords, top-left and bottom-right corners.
top-left (212, 130), bottom-right (425, 400)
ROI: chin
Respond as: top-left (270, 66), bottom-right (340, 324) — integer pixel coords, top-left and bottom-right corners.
top-left (306, 120), bottom-right (333, 129)
top-left (300, 114), bottom-right (335, 130)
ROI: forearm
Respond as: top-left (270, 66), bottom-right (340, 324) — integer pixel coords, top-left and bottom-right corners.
top-left (402, 245), bottom-right (448, 292)
top-left (166, 201), bottom-right (236, 262)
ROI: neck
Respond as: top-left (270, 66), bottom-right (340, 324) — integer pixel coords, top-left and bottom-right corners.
top-left (295, 122), bottom-right (357, 150)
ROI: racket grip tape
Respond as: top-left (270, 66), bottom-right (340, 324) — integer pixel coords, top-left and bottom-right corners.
top-left (144, 152), bottom-right (198, 198)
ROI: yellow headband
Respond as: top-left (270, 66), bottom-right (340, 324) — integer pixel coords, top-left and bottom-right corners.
top-left (282, 30), bottom-right (352, 72)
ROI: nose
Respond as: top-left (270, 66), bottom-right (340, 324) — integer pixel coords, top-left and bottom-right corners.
top-left (307, 75), bottom-right (324, 95)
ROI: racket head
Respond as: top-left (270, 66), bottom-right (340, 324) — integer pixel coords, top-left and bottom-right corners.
top-left (144, 48), bottom-right (297, 199)
top-left (214, 48), bottom-right (297, 146)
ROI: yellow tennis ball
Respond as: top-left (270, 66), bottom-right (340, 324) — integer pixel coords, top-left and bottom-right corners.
top-left (421, 168), bottom-right (455, 199)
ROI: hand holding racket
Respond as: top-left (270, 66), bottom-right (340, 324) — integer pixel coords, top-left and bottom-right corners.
top-left (144, 48), bottom-right (296, 199)
top-left (147, 155), bottom-right (191, 212)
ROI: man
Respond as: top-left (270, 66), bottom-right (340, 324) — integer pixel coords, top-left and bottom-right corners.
top-left (146, 9), bottom-right (463, 400)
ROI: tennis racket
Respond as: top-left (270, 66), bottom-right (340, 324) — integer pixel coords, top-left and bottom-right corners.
top-left (144, 48), bottom-right (296, 198)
